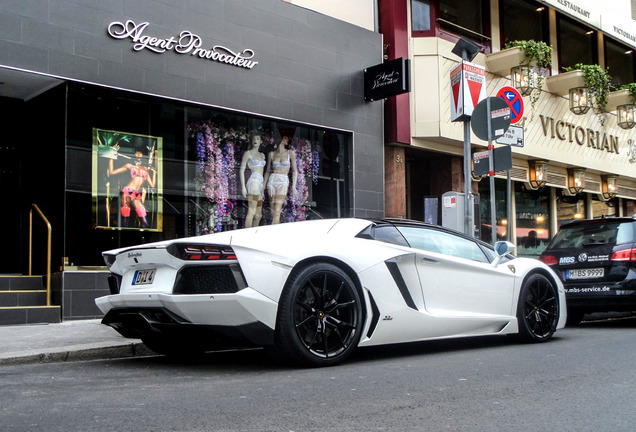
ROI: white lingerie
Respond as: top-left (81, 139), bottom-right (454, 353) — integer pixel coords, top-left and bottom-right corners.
top-left (246, 172), bottom-right (264, 195)
top-left (267, 173), bottom-right (289, 195)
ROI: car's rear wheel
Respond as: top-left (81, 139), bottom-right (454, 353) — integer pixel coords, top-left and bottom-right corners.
top-left (273, 262), bottom-right (363, 367)
top-left (517, 273), bottom-right (559, 342)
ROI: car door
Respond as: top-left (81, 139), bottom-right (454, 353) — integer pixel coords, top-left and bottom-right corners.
top-left (396, 226), bottom-right (516, 318)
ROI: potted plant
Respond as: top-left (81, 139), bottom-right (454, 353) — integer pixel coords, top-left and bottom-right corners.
top-left (552, 64), bottom-right (611, 114)
top-left (576, 64), bottom-right (611, 114)
top-left (485, 40), bottom-right (552, 76)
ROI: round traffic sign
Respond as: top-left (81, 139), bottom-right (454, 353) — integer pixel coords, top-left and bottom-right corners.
top-left (496, 86), bottom-right (524, 124)
top-left (471, 97), bottom-right (511, 141)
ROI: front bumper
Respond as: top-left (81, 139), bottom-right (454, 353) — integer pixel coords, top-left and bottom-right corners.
top-left (95, 288), bottom-right (278, 346)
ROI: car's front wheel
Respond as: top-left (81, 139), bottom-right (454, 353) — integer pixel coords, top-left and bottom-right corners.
top-left (272, 262), bottom-right (364, 367)
top-left (517, 273), bottom-right (559, 342)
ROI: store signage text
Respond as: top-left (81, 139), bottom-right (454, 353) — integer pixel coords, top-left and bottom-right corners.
top-left (555, 0), bottom-right (590, 19)
top-left (364, 58), bottom-right (411, 101)
top-left (539, 115), bottom-right (619, 154)
top-left (107, 20), bottom-right (258, 70)
top-left (613, 26), bottom-right (636, 44)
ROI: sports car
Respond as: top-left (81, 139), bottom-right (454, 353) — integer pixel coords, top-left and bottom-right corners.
top-left (96, 218), bottom-right (566, 366)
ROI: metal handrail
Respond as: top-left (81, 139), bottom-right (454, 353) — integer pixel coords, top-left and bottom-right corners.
top-left (29, 204), bottom-right (52, 306)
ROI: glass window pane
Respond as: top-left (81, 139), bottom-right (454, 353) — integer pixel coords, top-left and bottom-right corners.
top-left (439, 0), bottom-right (485, 40)
top-left (515, 183), bottom-right (550, 257)
top-left (605, 38), bottom-right (635, 88)
top-left (556, 193), bottom-right (585, 228)
top-left (558, 16), bottom-right (596, 69)
top-left (397, 226), bottom-right (489, 263)
top-left (412, 0), bottom-right (431, 31)
top-left (591, 197), bottom-right (618, 218)
top-left (478, 178), bottom-right (508, 244)
top-left (501, 0), bottom-right (548, 46)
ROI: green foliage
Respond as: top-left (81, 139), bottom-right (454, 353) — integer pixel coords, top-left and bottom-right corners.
top-left (618, 82), bottom-right (636, 104)
top-left (565, 63), bottom-right (611, 113)
top-left (504, 40), bottom-right (552, 69)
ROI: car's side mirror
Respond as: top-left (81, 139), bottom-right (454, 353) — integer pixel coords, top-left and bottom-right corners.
top-left (492, 241), bottom-right (515, 267)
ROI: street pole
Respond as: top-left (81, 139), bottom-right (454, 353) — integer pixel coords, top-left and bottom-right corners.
top-left (464, 119), bottom-right (472, 237)
top-left (486, 98), bottom-right (497, 245)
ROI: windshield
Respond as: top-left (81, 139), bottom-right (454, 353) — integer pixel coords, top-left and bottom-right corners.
top-left (548, 221), bottom-right (635, 249)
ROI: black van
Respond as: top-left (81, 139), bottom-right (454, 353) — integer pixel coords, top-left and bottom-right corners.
top-left (539, 217), bottom-right (636, 324)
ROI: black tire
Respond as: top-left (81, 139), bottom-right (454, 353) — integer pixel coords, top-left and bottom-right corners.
top-left (272, 262), bottom-right (364, 367)
top-left (517, 273), bottom-right (559, 343)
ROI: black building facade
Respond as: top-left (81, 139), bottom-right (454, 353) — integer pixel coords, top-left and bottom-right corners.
top-left (0, 0), bottom-right (383, 321)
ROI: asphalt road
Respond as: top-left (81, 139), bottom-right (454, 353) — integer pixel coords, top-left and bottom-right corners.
top-left (1, 317), bottom-right (635, 432)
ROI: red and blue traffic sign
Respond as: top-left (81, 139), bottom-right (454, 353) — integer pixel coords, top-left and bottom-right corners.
top-left (496, 86), bottom-right (524, 124)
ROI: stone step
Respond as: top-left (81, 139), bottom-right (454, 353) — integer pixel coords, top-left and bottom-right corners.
top-left (0, 290), bottom-right (48, 307)
top-left (0, 306), bottom-right (61, 325)
top-left (0, 275), bottom-right (44, 291)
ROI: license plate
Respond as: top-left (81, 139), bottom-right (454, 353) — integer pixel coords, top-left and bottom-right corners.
top-left (132, 269), bottom-right (156, 285)
top-left (565, 268), bottom-right (604, 280)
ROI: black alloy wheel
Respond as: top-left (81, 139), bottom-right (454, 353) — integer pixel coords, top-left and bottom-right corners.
top-left (273, 262), bottom-right (363, 366)
top-left (517, 273), bottom-right (559, 342)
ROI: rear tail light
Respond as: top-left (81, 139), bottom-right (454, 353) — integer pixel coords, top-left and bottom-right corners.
top-left (539, 255), bottom-right (558, 265)
top-left (610, 248), bottom-right (636, 262)
top-left (168, 244), bottom-right (237, 261)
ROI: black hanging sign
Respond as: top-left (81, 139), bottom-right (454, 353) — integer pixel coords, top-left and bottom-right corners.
top-left (364, 58), bottom-right (411, 102)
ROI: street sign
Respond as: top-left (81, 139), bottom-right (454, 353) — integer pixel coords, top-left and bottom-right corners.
top-left (496, 86), bottom-right (524, 124)
top-left (496, 124), bottom-right (525, 147)
top-left (471, 97), bottom-right (511, 141)
top-left (473, 146), bottom-right (513, 176)
top-left (450, 61), bottom-right (486, 122)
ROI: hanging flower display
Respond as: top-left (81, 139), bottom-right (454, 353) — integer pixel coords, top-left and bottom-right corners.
top-left (189, 121), bottom-right (322, 232)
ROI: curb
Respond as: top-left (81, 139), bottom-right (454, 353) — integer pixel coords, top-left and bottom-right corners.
top-left (0, 342), bottom-right (154, 366)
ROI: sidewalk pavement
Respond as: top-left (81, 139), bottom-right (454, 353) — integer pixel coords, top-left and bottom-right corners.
top-left (0, 319), bottom-right (153, 366)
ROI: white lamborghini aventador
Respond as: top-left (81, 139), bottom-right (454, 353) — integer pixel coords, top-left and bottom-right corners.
top-left (96, 218), bottom-right (566, 366)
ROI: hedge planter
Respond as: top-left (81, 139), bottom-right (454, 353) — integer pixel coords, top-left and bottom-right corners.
top-left (485, 47), bottom-right (526, 76)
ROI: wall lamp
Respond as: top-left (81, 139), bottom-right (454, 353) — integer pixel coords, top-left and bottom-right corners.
top-left (528, 160), bottom-right (548, 189)
top-left (617, 104), bottom-right (636, 129)
top-left (601, 174), bottom-right (618, 200)
top-left (567, 167), bottom-right (586, 195)
top-left (569, 87), bottom-right (590, 115)
top-left (511, 65), bottom-right (534, 96)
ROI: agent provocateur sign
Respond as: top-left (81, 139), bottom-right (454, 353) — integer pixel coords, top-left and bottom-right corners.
top-left (107, 20), bottom-right (259, 70)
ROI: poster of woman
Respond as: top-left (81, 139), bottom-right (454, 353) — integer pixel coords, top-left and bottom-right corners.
top-left (92, 128), bottom-right (163, 231)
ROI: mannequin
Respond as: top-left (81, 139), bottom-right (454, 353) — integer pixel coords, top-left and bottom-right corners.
top-left (264, 131), bottom-right (298, 224)
top-left (239, 132), bottom-right (266, 228)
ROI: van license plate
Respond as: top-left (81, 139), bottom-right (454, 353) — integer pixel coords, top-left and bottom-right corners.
top-left (132, 269), bottom-right (156, 285)
top-left (566, 268), bottom-right (604, 280)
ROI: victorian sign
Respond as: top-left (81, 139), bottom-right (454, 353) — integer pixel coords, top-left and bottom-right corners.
top-left (107, 20), bottom-right (259, 70)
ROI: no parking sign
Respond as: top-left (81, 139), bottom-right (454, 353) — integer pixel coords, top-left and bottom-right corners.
top-left (496, 86), bottom-right (524, 124)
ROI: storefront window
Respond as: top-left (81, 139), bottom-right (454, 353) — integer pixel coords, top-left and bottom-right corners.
top-left (557, 15), bottom-right (597, 70)
top-left (65, 84), bottom-right (350, 266)
top-left (591, 197), bottom-right (618, 218)
top-left (478, 178), bottom-right (508, 244)
top-left (500, 0), bottom-right (548, 47)
top-left (515, 183), bottom-right (550, 257)
top-left (556, 192), bottom-right (585, 227)
top-left (187, 113), bottom-right (348, 234)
